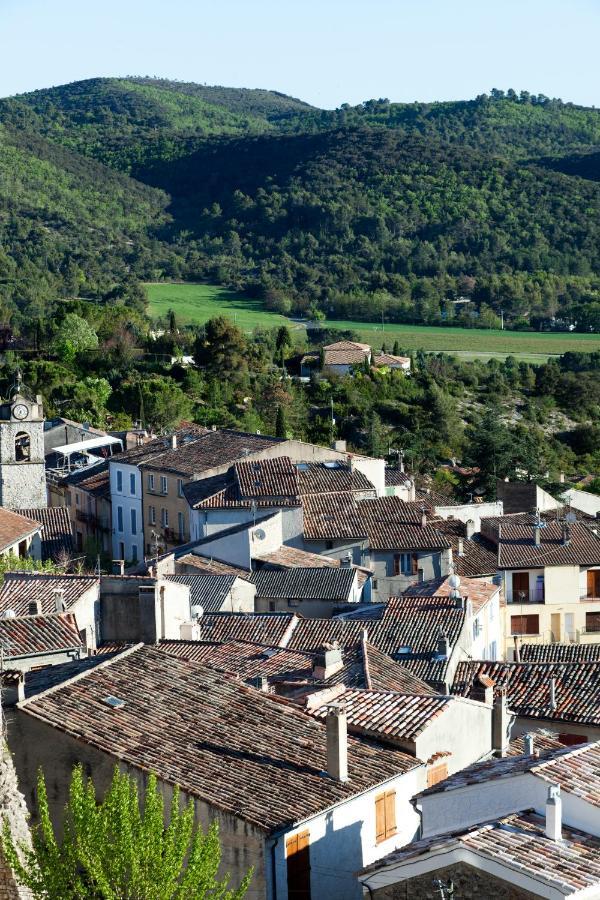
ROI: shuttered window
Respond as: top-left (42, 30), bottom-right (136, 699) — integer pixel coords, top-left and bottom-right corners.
top-left (375, 790), bottom-right (397, 843)
top-left (510, 614), bottom-right (539, 635)
top-left (286, 829), bottom-right (310, 900)
top-left (427, 762), bottom-right (448, 787)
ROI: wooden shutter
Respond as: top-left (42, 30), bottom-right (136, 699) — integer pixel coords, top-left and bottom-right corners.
top-left (393, 555), bottom-right (401, 576)
top-left (511, 614), bottom-right (539, 635)
top-left (427, 763), bottom-right (448, 787)
top-left (286, 830), bottom-right (310, 900)
top-left (384, 790), bottom-right (397, 838)
top-left (375, 794), bottom-right (386, 843)
top-left (512, 571), bottom-right (530, 601)
top-left (588, 571), bottom-right (600, 599)
top-left (411, 554), bottom-right (419, 575)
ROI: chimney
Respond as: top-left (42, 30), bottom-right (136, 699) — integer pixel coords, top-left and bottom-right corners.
top-left (549, 677), bottom-right (557, 711)
top-left (465, 519), bottom-right (475, 540)
top-left (52, 588), bottom-right (66, 613)
top-left (170, 434), bottom-right (177, 450)
top-left (326, 703), bottom-right (348, 782)
top-left (313, 644), bottom-right (344, 680)
top-left (545, 785), bottom-right (562, 841)
top-left (562, 524), bottom-right (571, 546)
top-left (28, 599), bottom-right (42, 616)
top-left (523, 733), bottom-right (534, 755)
top-left (436, 630), bottom-right (450, 659)
top-left (513, 635), bottom-right (521, 663)
top-left (470, 673), bottom-right (494, 705)
top-left (331, 440), bottom-right (347, 453)
top-left (457, 538), bottom-right (464, 557)
top-left (252, 675), bottom-right (269, 692)
top-left (340, 552), bottom-right (353, 568)
top-left (534, 525), bottom-right (541, 547)
top-left (492, 689), bottom-right (510, 756)
top-left (421, 507), bottom-right (427, 529)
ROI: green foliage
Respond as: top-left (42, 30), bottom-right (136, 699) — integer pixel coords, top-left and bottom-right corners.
top-left (52, 314), bottom-right (99, 363)
top-left (0, 553), bottom-right (58, 582)
top-left (3, 765), bottom-right (252, 900)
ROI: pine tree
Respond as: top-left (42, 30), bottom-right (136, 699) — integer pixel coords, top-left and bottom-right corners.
top-left (3, 765), bottom-right (252, 900)
top-left (275, 405), bottom-right (288, 438)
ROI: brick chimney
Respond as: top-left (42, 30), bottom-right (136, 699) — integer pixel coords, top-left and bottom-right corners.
top-left (436, 630), bottom-right (450, 659)
top-left (545, 785), bottom-right (562, 841)
top-left (326, 703), bottom-right (348, 782)
top-left (28, 599), bottom-right (42, 616)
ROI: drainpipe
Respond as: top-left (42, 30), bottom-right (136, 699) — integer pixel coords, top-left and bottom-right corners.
top-left (269, 835), bottom-right (280, 900)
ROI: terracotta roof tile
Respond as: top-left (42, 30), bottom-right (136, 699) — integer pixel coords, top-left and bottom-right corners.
top-left (165, 574), bottom-right (238, 612)
top-left (403, 575), bottom-right (499, 615)
top-left (251, 567), bottom-right (357, 602)
top-left (452, 660), bottom-right (600, 727)
top-left (17, 507), bottom-right (74, 561)
top-left (0, 612), bottom-right (82, 658)
top-left (142, 430), bottom-right (283, 476)
top-left (302, 494), bottom-right (367, 541)
top-left (20, 645), bottom-right (419, 832)
top-left (176, 553), bottom-right (252, 580)
top-left (196, 612), bottom-right (298, 647)
top-left (0, 573), bottom-right (99, 617)
top-left (483, 517), bottom-right (600, 568)
top-left (520, 642), bottom-right (600, 663)
top-left (297, 462), bottom-right (374, 495)
top-left (234, 457), bottom-right (298, 498)
top-left (0, 508), bottom-right (41, 552)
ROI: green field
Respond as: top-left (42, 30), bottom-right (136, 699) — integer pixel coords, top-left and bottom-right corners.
top-left (146, 283), bottom-right (600, 361)
top-left (146, 283), bottom-right (294, 331)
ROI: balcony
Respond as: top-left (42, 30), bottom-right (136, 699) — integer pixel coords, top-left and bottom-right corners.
top-left (507, 587), bottom-right (545, 604)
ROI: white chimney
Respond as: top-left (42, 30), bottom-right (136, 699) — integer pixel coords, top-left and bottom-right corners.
top-left (52, 588), bottom-right (66, 613)
top-left (457, 538), bottom-right (464, 557)
top-left (492, 690), bottom-right (510, 756)
top-left (549, 677), bottom-right (557, 711)
top-left (545, 785), bottom-right (562, 841)
top-left (313, 644), bottom-right (344, 680)
top-left (180, 621), bottom-right (201, 641)
top-left (326, 703), bottom-right (348, 782)
top-left (465, 519), bottom-right (475, 539)
top-left (170, 434), bottom-right (177, 450)
top-left (523, 733), bottom-right (534, 755)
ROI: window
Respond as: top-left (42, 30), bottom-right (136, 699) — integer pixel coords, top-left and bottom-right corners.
top-left (161, 508), bottom-right (169, 528)
top-left (286, 830), bottom-right (310, 900)
top-left (393, 553), bottom-right (417, 576)
top-left (558, 733), bottom-right (587, 746)
top-left (117, 506), bottom-right (123, 533)
top-left (587, 570), bottom-right (600, 598)
top-left (131, 544), bottom-right (138, 563)
top-left (129, 473), bottom-right (136, 495)
top-left (510, 613), bottom-right (539, 635)
top-left (512, 571), bottom-right (530, 602)
top-left (375, 790), bottom-right (396, 843)
top-left (149, 506), bottom-right (156, 525)
top-left (427, 762), bottom-right (448, 788)
top-left (76, 531), bottom-right (83, 552)
top-left (65, 491), bottom-right (71, 507)
top-left (14, 432), bottom-right (30, 462)
top-left (472, 618), bottom-right (481, 640)
top-left (488, 640), bottom-right (497, 660)
top-left (148, 474), bottom-right (155, 491)
top-left (178, 511), bottom-right (185, 540)
top-left (130, 509), bottom-right (137, 536)
top-left (116, 470), bottom-right (123, 493)
top-left (119, 541), bottom-right (125, 559)
top-left (160, 476), bottom-right (168, 494)
top-left (75, 493), bottom-right (80, 507)
top-left (586, 611), bottom-right (600, 634)
top-left (177, 478), bottom-right (184, 498)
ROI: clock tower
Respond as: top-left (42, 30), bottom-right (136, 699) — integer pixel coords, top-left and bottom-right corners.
top-left (0, 373), bottom-right (47, 509)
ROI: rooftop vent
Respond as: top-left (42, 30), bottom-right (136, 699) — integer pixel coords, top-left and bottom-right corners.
top-left (101, 695), bottom-right (125, 709)
top-left (324, 461), bottom-right (341, 469)
top-left (296, 463), bottom-right (309, 472)
top-left (1, 609), bottom-right (16, 619)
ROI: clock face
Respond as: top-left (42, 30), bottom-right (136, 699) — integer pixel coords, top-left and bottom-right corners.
top-left (12, 403), bottom-right (29, 421)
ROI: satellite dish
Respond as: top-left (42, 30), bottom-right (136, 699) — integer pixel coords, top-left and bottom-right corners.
top-left (448, 573), bottom-right (461, 590)
top-left (191, 605), bottom-right (204, 620)
top-left (254, 528), bottom-right (266, 541)
top-left (565, 512), bottom-right (577, 524)
top-left (1, 609), bottom-right (16, 618)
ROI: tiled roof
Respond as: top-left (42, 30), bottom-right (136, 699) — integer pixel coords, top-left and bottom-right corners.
top-left (18, 507), bottom-right (74, 561)
top-left (520, 642), bottom-right (600, 663)
top-left (196, 612), bottom-right (298, 647)
top-left (0, 612), bottom-right (82, 658)
top-left (0, 573), bottom-right (99, 617)
top-left (358, 498), bottom-right (451, 551)
top-left (20, 645), bottom-right (419, 832)
top-left (364, 643), bottom-right (435, 695)
top-left (507, 730), bottom-right (565, 755)
top-left (323, 341), bottom-right (371, 352)
top-left (286, 618), bottom-right (369, 652)
top-left (384, 468), bottom-right (411, 487)
top-left (373, 354), bottom-right (411, 367)
top-left (23, 652), bottom-right (123, 698)
top-left (432, 519), bottom-right (498, 576)
top-left (141, 430), bottom-right (283, 476)
top-left (111, 432), bottom-right (191, 466)
top-left (402, 575), bottom-right (499, 615)
top-left (0, 508), bottom-right (41, 552)
top-left (165, 574), bottom-right (238, 612)
top-left (417, 741), bottom-right (600, 806)
top-left (452, 660), bottom-right (600, 727)
top-left (310, 689), bottom-right (452, 743)
top-left (234, 457), bottom-right (299, 499)
top-left (159, 638), bottom-right (314, 680)
top-left (302, 493), bottom-right (367, 541)
top-left (63, 460), bottom-right (110, 498)
top-left (485, 518), bottom-right (600, 568)
top-left (175, 553), bottom-right (252, 580)
top-left (255, 546), bottom-right (343, 569)
top-left (250, 567), bottom-right (356, 602)
top-left (297, 462), bottom-right (374, 495)
top-left (360, 812), bottom-right (600, 894)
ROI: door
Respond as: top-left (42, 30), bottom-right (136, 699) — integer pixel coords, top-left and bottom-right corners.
top-left (551, 613), bottom-right (561, 643)
top-left (565, 613), bottom-right (575, 641)
top-left (512, 571), bottom-right (530, 602)
top-left (587, 569), bottom-right (600, 598)
top-left (286, 830), bottom-right (310, 900)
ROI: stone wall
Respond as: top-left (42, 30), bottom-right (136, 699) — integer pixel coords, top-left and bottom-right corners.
top-left (369, 862), bottom-right (543, 900)
top-left (0, 744), bottom-right (33, 899)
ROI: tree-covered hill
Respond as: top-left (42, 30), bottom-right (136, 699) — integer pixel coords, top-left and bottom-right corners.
top-left (2, 78), bottom-right (600, 328)
top-left (0, 124), bottom-right (171, 324)
top-left (136, 127), bottom-right (600, 321)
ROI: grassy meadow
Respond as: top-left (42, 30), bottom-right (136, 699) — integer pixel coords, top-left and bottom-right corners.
top-left (146, 283), bottom-right (600, 361)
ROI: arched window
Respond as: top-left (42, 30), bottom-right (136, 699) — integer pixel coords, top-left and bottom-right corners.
top-left (15, 432), bottom-right (30, 462)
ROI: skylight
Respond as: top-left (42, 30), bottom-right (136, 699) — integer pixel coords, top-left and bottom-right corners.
top-left (324, 461), bottom-right (341, 469)
top-left (101, 695), bottom-right (126, 709)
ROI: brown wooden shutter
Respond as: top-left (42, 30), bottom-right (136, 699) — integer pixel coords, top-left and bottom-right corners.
top-left (411, 554), bottom-right (419, 575)
top-left (375, 794), bottom-right (386, 843)
top-left (393, 555), bottom-right (401, 576)
top-left (384, 790), bottom-right (397, 838)
top-left (286, 834), bottom-right (298, 858)
top-left (286, 830), bottom-right (311, 900)
top-left (427, 763), bottom-right (449, 787)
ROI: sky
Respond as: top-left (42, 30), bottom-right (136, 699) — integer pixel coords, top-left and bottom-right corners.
top-left (2, 0), bottom-right (600, 108)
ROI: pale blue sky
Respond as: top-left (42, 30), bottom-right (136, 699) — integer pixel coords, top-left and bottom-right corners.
top-left (2, 0), bottom-right (599, 108)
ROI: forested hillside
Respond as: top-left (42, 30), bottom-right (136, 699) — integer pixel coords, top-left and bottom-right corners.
top-left (1, 78), bottom-right (600, 328)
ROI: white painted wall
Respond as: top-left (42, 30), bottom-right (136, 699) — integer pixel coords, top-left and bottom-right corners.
top-left (562, 488), bottom-right (600, 517)
top-left (413, 699), bottom-right (492, 776)
top-left (109, 461), bottom-right (143, 564)
top-left (269, 766), bottom-right (425, 900)
top-left (434, 501), bottom-right (503, 530)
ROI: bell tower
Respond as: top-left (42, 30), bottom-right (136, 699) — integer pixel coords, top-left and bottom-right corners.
top-left (0, 372), bottom-right (47, 509)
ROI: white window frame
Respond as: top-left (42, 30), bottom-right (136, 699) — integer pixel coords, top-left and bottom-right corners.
top-left (160, 476), bottom-right (168, 495)
top-left (116, 470), bottom-right (123, 493)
